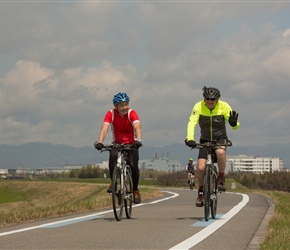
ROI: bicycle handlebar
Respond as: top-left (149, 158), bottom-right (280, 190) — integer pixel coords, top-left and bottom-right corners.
top-left (100, 143), bottom-right (134, 153)
top-left (194, 140), bottom-right (233, 149)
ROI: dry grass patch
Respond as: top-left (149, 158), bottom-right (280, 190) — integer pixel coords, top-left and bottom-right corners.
top-left (0, 181), bottom-right (162, 228)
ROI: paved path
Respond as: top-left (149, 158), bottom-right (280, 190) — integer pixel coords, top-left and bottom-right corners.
top-left (0, 188), bottom-right (273, 249)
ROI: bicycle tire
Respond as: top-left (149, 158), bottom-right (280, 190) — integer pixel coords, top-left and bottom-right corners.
top-left (124, 167), bottom-right (133, 219)
top-left (211, 166), bottom-right (218, 219)
top-left (189, 178), bottom-right (194, 190)
top-left (203, 165), bottom-right (211, 221)
top-left (112, 167), bottom-right (123, 221)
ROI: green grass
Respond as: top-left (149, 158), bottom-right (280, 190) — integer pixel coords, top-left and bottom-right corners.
top-left (0, 183), bottom-right (28, 204)
top-left (259, 191), bottom-right (290, 250)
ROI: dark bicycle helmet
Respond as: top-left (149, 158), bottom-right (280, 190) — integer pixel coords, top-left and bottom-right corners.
top-left (202, 86), bottom-right (221, 99)
top-left (113, 92), bottom-right (130, 105)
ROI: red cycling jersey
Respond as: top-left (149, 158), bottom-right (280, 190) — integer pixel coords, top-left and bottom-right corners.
top-left (103, 109), bottom-right (140, 144)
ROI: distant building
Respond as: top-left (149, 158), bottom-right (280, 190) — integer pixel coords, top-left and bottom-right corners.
top-left (226, 155), bottom-right (285, 174)
top-left (64, 164), bottom-right (108, 170)
top-left (95, 158), bottom-right (181, 173)
top-left (2, 155), bottom-right (285, 176)
top-left (138, 158), bottom-right (181, 172)
top-left (93, 162), bottom-right (110, 170)
top-left (0, 169), bottom-right (8, 175)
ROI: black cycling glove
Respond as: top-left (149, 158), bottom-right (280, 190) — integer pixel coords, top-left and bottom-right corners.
top-left (133, 140), bottom-right (143, 149)
top-left (229, 110), bottom-right (238, 127)
top-left (94, 142), bottom-right (104, 151)
top-left (185, 139), bottom-right (197, 148)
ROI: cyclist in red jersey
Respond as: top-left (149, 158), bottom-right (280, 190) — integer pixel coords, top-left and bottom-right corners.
top-left (94, 93), bottom-right (142, 204)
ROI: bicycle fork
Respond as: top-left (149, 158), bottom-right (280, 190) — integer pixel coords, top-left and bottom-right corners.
top-left (117, 153), bottom-right (130, 200)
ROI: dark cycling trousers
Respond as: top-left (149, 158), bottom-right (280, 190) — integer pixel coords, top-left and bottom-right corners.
top-left (109, 148), bottom-right (140, 191)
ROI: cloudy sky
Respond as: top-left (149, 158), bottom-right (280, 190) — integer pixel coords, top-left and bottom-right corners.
top-left (1, 1), bottom-right (290, 149)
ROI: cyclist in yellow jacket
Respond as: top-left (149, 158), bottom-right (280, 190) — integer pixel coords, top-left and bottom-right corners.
top-left (185, 86), bottom-right (240, 207)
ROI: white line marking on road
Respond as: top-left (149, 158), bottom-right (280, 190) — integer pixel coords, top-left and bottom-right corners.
top-left (0, 191), bottom-right (178, 237)
top-left (169, 192), bottom-right (249, 250)
top-left (41, 215), bottom-right (102, 228)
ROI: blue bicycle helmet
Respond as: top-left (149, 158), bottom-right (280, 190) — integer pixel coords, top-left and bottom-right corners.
top-left (113, 92), bottom-right (130, 105)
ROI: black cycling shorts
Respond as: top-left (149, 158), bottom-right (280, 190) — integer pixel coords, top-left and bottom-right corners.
top-left (197, 138), bottom-right (228, 162)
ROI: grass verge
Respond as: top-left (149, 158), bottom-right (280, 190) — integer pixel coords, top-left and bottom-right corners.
top-left (0, 180), bottom-right (162, 228)
top-left (259, 191), bottom-right (290, 250)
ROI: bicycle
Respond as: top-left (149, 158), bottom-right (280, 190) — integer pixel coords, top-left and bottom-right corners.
top-left (186, 170), bottom-right (195, 190)
top-left (194, 140), bottom-right (232, 221)
top-left (100, 143), bottom-right (134, 221)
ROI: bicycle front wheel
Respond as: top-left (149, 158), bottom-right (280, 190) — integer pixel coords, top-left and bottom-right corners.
top-left (203, 165), bottom-right (211, 221)
top-left (112, 167), bottom-right (123, 221)
top-left (189, 176), bottom-right (194, 190)
top-left (124, 167), bottom-right (133, 219)
top-left (211, 167), bottom-right (218, 219)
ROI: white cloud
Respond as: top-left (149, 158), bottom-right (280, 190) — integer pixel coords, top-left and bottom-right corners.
top-left (1, 2), bottom-right (290, 148)
top-left (0, 60), bottom-right (53, 113)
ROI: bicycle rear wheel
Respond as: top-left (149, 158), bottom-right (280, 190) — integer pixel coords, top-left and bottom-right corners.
top-left (211, 167), bottom-right (218, 219)
top-left (203, 165), bottom-right (211, 221)
top-left (124, 167), bottom-right (133, 219)
top-left (112, 167), bottom-right (123, 221)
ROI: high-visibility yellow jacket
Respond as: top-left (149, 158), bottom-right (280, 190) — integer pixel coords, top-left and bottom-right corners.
top-left (186, 99), bottom-right (240, 142)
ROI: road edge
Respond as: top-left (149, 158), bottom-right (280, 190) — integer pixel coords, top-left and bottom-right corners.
top-left (246, 194), bottom-right (275, 250)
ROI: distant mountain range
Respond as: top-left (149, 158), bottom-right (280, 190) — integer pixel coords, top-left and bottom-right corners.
top-left (0, 142), bottom-right (289, 169)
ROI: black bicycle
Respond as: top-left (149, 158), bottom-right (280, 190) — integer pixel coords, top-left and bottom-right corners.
top-left (186, 170), bottom-right (195, 190)
top-left (101, 143), bottom-right (134, 221)
top-left (194, 140), bottom-right (232, 221)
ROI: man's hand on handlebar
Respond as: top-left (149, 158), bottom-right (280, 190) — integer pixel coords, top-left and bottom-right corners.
top-left (94, 142), bottom-right (104, 151)
top-left (133, 140), bottom-right (143, 149)
top-left (185, 139), bottom-right (197, 148)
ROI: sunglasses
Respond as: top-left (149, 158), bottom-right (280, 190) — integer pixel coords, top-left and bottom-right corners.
top-left (205, 98), bottom-right (216, 101)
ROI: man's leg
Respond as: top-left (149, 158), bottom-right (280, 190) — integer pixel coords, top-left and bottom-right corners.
top-left (216, 147), bottom-right (226, 191)
top-left (129, 149), bottom-right (140, 190)
top-left (196, 158), bottom-right (206, 207)
top-left (129, 148), bottom-right (141, 204)
top-left (197, 159), bottom-right (206, 187)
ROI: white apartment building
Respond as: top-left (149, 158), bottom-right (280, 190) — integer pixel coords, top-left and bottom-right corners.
top-left (226, 155), bottom-right (284, 174)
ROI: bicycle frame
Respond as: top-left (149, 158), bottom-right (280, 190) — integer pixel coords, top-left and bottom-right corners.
top-left (100, 144), bottom-right (134, 221)
top-left (187, 171), bottom-right (195, 190)
top-left (195, 140), bottom-right (232, 221)
top-left (116, 150), bottom-right (126, 196)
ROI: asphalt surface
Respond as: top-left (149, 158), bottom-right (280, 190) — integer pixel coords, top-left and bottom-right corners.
top-left (0, 188), bottom-right (273, 250)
